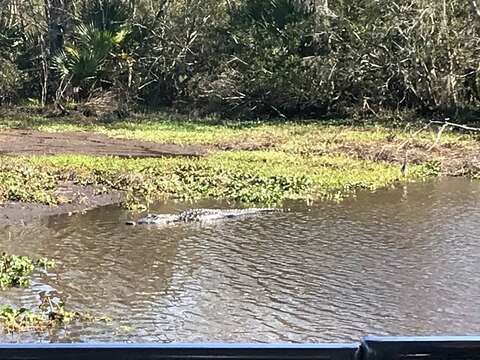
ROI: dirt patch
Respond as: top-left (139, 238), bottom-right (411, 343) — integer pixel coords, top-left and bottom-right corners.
top-left (0, 129), bottom-right (208, 158)
top-left (0, 182), bottom-right (123, 226)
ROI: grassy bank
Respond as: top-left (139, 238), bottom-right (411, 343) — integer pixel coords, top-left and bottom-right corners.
top-left (1, 112), bottom-right (476, 150)
top-left (0, 114), bottom-right (465, 209)
top-left (1, 152), bottom-right (429, 211)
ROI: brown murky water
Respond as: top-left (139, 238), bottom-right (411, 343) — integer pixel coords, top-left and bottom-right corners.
top-left (0, 178), bottom-right (479, 343)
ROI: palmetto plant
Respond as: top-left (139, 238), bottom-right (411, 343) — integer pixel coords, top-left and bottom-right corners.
top-left (53, 0), bottom-right (131, 98)
top-left (54, 24), bottom-right (128, 85)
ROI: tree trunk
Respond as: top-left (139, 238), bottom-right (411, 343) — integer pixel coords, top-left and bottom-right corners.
top-left (43, 0), bottom-right (72, 104)
top-left (44, 0), bottom-right (71, 56)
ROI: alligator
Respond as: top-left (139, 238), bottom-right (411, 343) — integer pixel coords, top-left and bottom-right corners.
top-left (125, 208), bottom-right (281, 226)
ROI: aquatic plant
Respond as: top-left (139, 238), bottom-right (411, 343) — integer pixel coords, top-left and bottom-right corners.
top-left (0, 301), bottom-right (103, 333)
top-left (0, 162), bottom-right (59, 205)
top-left (19, 150), bottom-right (415, 210)
top-left (0, 253), bottom-right (55, 290)
top-left (0, 306), bottom-right (48, 333)
top-left (0, 254), bottom-right (108, 333)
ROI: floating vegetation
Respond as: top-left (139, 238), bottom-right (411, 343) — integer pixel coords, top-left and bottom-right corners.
top-left (0, 253), bottom-right (55, 290)
top-left (8, 151), bottom-right (424, 211)
top-left (0, 301), bottom-right (106, 333)
top-left (0, 306), bottom-right (50, 333)
top-left (0, 253), bottom-right (108, 333)
top-left (0, 162), bottom-right (59, 205)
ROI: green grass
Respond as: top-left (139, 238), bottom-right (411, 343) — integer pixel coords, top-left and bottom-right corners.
top-left (1, 113), bottom-right (478, 150)
top-left (0, 113), bottom-right (461, 208)
top-left (0, 151), bottom-right (430, 209)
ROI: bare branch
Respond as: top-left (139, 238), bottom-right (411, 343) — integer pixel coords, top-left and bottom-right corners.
top-left (429, 120), bottom-right (480, 132)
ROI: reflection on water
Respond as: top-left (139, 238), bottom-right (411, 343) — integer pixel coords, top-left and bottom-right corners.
top-left (0, 178), bottom-right (479, 342)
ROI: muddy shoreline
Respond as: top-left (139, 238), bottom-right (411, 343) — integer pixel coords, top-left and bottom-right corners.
top-left (0, 183), bottom-right (123, 226)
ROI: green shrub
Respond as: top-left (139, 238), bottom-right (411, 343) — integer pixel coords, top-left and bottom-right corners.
top-left (1, 0), bottom-right (480, 117)
top-left (0, 58), bottom-right (23, 104)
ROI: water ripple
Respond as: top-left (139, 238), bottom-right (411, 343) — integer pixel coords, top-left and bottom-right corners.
top-left (0, 178), bottom-right (479, 342)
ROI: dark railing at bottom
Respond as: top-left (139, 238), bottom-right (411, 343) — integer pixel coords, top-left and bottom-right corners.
top-left (0, 336), bottom-right (478, 360)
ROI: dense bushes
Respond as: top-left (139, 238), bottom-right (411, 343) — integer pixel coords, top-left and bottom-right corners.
top-left (0, 0), bottom-right (479, 118)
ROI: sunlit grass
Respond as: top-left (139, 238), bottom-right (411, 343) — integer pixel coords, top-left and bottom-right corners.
top-left (0, 113), bottom-right (458, 207)
top-left (1, 114), bottom-right (477, 151)
top-left (0, 150), bottom-right (427, 208)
